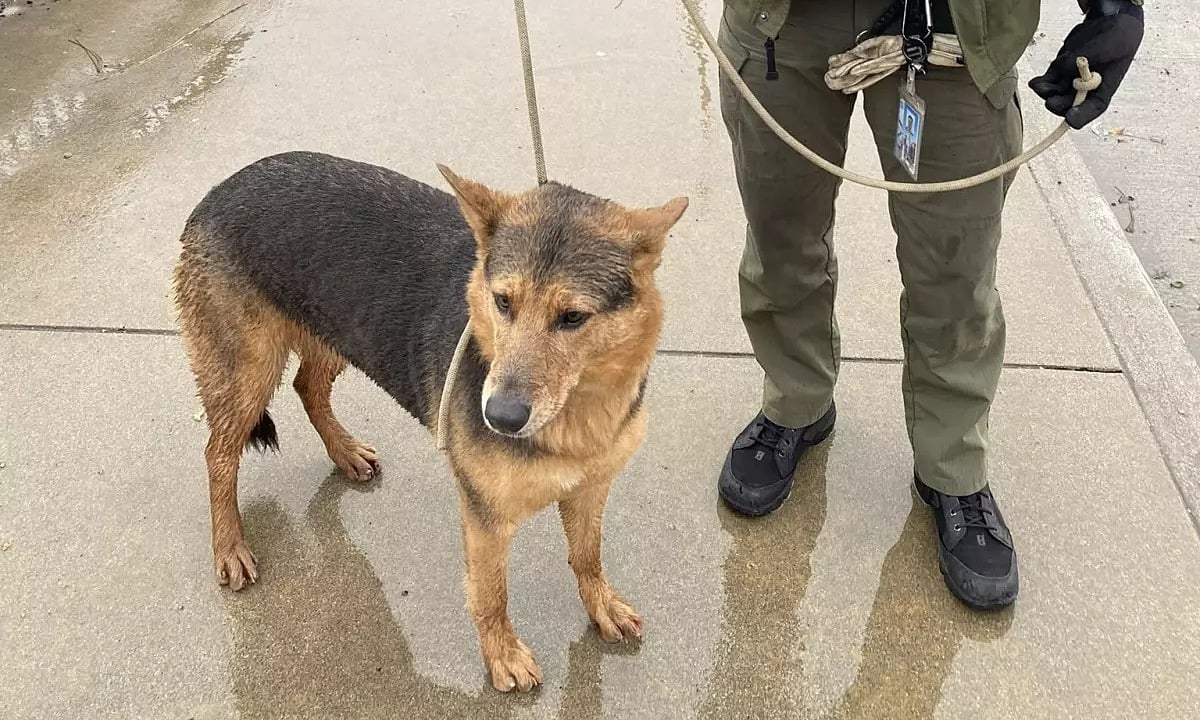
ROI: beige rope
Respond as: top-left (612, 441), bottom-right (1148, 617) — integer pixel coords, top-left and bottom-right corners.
top-left (436, 2), bottom-right (1100, 450)
top-left (435, 318), bottom-right (474, 451)
top-left (437, 0), bottom-right (550, 451)
top-left (679, 0), bottom-right (1101, 193)
top-left (514, 0), bottom-right (549, 186)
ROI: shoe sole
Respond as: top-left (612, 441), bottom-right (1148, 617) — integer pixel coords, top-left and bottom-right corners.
top-left (717, 418), bottom-right (835, 517)
top-left (914, 479), bottom-right (1019, 610)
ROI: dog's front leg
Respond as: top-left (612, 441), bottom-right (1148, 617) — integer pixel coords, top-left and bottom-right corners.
top-left (558, 478), bottom-right (643, 643)
top-left (459, 505), bottom-right (543, 692)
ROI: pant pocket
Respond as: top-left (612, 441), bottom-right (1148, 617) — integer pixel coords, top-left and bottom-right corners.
top-left (717, 10), bottom-right (753, 76)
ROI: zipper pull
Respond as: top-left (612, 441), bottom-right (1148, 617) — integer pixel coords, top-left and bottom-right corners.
top-left (764, 37), bottom-right (779, 81)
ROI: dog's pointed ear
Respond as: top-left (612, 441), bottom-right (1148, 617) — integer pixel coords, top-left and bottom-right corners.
top-left (627, 196), bottom-right (689, 267)
top-left (437, 164), bottom-right (512, 249)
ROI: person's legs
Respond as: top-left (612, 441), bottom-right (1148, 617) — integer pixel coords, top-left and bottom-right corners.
top-left (862, 71), bottom-right (1019, 496)
top-left (861, 51), bottom-right (1022, 609)
top-left (717, 1), bottom-right (857, 516)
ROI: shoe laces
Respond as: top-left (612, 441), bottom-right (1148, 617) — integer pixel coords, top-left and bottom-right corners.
top-left (952, 491), bottom-right (994, 531)
top-left (748, 418), bottom-right (786, 451)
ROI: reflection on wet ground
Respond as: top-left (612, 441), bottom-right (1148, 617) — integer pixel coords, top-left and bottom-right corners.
top-left (829, 498), bottom-right (1013, 719)
top-left (229, 474), bottom-right (639, 720)
top-left (695, 449), bottom-right (1011, 719)
top-left (229, 450), bottom-right (1012, 718)
top-left (696, 449), bottom-right (830, 718)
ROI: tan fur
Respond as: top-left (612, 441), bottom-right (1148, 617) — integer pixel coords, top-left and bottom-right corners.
top-left (437, 167), bottom-right (685, 691)
top-left (446, 408), bottom-right (649, 690)
top-left (174, 233), bottom-right (379, 591)
top-left (176, 168), bottom-right (687, 692)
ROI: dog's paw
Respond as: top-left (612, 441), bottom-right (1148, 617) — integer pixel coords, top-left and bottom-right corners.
top-left (332, 441), bottom-right (380, 482)
top-left (214, 542), bottom-right (258, 591)
top-left (485, 638), bottom-right (543, 693)
top-left (585, 587), bottom-right (643, 643)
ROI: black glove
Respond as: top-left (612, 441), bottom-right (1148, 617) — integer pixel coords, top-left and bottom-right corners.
top-left (1029, 0), bottom-right (1144, 129)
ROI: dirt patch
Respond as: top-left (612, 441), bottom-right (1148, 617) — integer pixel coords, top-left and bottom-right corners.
top-left (0, 0), bottom-right (64, 21)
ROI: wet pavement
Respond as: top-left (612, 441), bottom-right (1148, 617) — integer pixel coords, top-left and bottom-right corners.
top-left (3, 1), bottom-right (1200, 718)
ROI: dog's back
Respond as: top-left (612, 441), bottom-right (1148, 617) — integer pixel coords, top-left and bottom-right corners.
top-left (180, 151), bottom-right (472, 423)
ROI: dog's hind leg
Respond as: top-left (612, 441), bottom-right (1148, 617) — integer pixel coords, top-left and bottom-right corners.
top-left (175, 249), bottom-right (291, 591)
top-left (199, 338), bottom-right (289, 591)
top-left (293, 336), bottom-right (379, 481)
top-left (559, 476), bottom-right (643, 643)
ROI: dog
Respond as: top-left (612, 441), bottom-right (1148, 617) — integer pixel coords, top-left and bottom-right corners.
top-left (172, 151), bottom-right (687, 692)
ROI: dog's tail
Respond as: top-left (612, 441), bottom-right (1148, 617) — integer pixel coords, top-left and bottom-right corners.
top-left (245, 410), bottom-right (279, 453)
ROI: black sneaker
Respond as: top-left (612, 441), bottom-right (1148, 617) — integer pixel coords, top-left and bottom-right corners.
top-left (915, 477), bottom-right (1019, 610)
top-left (718, 404), bottom-right (836, 516)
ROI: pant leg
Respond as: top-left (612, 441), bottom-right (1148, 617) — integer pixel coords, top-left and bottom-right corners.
top-left (860, 65), bottom-right (1023, 495)
top-left (718, 2), bottom-right (858, 428)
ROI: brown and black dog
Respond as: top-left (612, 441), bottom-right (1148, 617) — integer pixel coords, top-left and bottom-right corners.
top-left (173, 151), bottom-right (687, 692)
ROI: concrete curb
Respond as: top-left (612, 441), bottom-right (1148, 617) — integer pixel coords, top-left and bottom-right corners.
top-left (1017, 64), bottom-right (1200, 535)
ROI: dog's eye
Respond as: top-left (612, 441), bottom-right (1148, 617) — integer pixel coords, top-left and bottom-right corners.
top-left (494, 294), bottom-right (511, 315)
top-left (557, 310), bottom-right (590, 330)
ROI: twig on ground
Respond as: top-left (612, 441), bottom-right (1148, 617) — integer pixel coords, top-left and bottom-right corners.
top-left (1097, 126), bottom-right (1167, 145)
top-left (68, 38), bottom-right (104, 73)
top-left (1114, 186), bottom-right (1137, 234)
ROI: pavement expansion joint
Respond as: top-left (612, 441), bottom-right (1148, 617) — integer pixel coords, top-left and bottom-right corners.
top-left (2, 323), bottom-right (1125, 375)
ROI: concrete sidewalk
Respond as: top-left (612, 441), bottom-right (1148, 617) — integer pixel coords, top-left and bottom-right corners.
top-left (2, 1), bottom-right (1198, 718)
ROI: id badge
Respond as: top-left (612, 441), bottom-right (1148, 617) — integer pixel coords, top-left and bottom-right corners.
top-left (894, 68), bottom-right (926, 180)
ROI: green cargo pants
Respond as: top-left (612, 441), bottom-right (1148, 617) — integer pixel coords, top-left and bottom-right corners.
top-left (718, 0), bottom-right (1023, 496)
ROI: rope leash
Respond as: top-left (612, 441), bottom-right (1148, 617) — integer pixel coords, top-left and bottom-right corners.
top-left (679, 0), bottom-right (1100, 193)
top-left (435, 314), bottom-right (473, 451)
top-left (436, 1), bottom-right (1097, 449)
top-left (436, 0), bottom-right (549, 451)
top-left (514, 0), bottom-right (549, 186)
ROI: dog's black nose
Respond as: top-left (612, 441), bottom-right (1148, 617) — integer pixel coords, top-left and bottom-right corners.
top-left (484, 395), bottom-right (531, 434)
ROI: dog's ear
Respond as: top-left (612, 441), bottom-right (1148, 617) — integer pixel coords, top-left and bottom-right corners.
top-left (436, 164), bottom-right (512, 249)
top-left (626, 196), bottom-right (689, 268)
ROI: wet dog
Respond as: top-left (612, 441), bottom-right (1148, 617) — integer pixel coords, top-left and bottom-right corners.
top-left (172, 151), bottom-right (687, 691)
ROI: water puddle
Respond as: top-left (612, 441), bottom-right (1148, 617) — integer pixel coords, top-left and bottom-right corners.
top-left (0, 93), bottom-right (88, 177)
top-left (677, 2), bottom-right (713, 135)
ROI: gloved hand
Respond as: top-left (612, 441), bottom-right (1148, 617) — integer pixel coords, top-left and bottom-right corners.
top-left (1029, 0), bottom-right (1144, 129)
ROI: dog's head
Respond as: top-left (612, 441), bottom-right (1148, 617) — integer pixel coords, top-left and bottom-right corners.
top-left (438, 164), bottom-right (688, 439)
